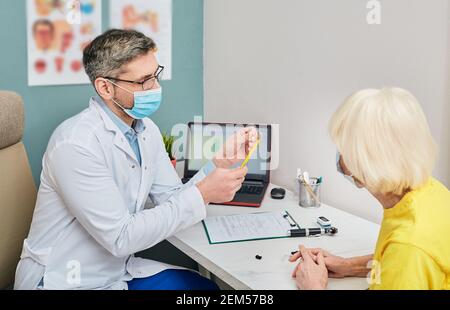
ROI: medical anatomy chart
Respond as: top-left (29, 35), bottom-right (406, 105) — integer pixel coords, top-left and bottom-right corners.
top-left (110, 0), bottom-right (172, 80)
top-left (27, 0), bottom-right (102, 86)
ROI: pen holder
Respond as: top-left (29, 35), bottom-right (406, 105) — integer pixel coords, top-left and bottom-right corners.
top-left (298, 178), bottom-right (321, 208)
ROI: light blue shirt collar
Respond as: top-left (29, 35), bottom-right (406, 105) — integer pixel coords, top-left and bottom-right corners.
top-left (95, 96), bottom-right (144, 165)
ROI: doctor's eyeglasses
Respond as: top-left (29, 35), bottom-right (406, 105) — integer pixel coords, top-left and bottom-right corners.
top-left (105, 65), bottom-right (164, 91)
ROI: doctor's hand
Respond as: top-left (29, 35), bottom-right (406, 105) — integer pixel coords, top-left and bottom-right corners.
top-left (196, 167), bottom-right (248, 204)
top-left (213, 127), bottom-right (259, 169)
top-left (290, 245), bottom-right (328, 290)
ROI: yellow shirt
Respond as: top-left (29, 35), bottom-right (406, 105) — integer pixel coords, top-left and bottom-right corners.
top-left (370, 178), bottom-right (450, 290)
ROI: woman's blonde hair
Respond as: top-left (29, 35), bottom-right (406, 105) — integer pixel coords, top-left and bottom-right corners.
top-left (329, 88), bottom-right (437, 195)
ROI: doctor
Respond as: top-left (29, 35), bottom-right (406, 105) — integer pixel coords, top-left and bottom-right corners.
top-left (15, 29), bottom-right (257, 290)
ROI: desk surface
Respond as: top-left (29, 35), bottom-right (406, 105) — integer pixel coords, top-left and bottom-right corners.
top-left (168, 183), bottom-right (380, 290)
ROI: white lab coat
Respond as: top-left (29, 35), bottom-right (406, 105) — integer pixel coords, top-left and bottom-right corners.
top-left (14, 98), bottom-right (208, 290)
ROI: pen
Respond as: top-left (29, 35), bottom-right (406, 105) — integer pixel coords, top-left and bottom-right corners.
top-left (240, 140), bottom-right (260, 168)
top-left (302, 171), bottom-right (310, 185)
top-left (300, 179), bottom-right (320, 204)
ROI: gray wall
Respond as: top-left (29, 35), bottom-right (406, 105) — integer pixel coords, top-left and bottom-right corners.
top-left (204, 0), bottom-right (450, 223)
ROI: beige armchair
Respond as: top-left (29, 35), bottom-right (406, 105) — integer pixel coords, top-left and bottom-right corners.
top-left (0, 91), bottom-right (37, 289)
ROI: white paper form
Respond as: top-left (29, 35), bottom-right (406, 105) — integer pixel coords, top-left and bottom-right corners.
top-left (203, 211), bottom-right (300, 244)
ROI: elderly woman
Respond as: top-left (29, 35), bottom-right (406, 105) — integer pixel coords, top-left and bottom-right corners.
top-left (290, 88), bottom-right (450, 290)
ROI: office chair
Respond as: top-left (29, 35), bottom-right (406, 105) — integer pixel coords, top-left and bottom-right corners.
top-left (0, 91), bottom-right (37, 289)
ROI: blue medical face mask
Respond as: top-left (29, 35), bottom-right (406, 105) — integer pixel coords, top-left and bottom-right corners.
top-left (336, 151), bottom-right (358, 187)
top-left (109, 81), bottom-right (162, 120)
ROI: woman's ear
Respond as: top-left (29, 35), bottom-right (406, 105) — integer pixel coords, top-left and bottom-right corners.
top-left (94, 78), bottom-right (114, 101)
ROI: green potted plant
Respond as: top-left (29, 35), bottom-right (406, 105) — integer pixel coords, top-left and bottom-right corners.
top-left (162, 133), bottom-right (177, 168)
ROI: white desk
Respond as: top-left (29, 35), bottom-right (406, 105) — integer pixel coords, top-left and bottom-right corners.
top-left (168, 183), bottom-right (380, 290)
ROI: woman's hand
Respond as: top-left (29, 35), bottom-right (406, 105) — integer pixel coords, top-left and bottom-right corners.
top-left (291, 245), bottom-right (328, 290)
top-left (290, 247), bottom-right (350, 278)
top-left (213, 127), bottom-right (259, 169)
top-left (290, 247), bottom-right (373, 278)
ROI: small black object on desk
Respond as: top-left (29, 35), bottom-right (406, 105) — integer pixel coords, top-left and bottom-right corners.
top-left (271, 188), bottom-right (286, 200)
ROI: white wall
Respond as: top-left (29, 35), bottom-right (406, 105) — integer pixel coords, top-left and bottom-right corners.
top-left (204, 0), bottom-right (450, 223)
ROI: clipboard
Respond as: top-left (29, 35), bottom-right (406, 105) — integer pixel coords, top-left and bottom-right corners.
top-left (202, 211), bottom-right (301, 245)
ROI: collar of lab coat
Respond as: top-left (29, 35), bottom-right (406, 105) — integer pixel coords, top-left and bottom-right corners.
top-left (95, 96), bottom-right (146, 137)
top-left (89, 97), bottom-right (145, 164)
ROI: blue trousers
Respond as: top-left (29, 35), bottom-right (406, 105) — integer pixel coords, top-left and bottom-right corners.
top-left (127, 269), bottom-right (219, 290)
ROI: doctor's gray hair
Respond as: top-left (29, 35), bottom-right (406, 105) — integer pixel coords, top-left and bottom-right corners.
top-left (83, 29), bottom-right (157, 84)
